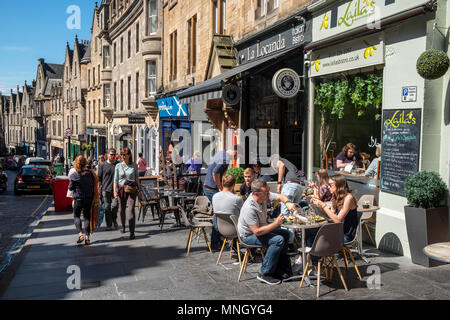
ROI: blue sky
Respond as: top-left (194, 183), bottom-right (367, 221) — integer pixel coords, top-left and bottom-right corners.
top-left (0, 1), bottom-right (96, 95)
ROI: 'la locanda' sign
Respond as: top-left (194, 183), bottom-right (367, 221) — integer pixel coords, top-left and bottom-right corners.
top-left (237, 17), bottom-right (312, 65)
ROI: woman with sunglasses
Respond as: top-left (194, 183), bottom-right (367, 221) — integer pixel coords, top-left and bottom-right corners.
top-left (114, 148), bottom-right (139, 240)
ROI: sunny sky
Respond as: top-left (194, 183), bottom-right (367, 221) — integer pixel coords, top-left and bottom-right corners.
top-left (0, 0), bottom-right (96, 95)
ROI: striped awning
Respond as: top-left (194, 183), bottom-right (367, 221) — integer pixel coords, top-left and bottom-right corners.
top-left (180, 90), bottom-right (222, 104)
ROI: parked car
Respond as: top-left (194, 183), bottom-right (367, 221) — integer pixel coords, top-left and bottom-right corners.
top-left (25, 157), bottom-right (44, 165)
top-left (26, 160), bottom-right (56, 177)
top-left (14, 165), bottom-right (53, 195)
top-left (0, 166), bottom-right (7, 192)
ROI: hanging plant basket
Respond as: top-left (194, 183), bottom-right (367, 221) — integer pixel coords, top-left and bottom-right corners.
top-left (416, 49), bottom-right (450, 80)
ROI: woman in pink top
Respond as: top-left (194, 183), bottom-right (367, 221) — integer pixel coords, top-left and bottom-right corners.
top-left (137, 153), bottom-right (147, 177)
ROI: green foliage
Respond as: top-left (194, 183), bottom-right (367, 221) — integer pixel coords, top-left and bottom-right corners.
top-left (404, 171), bottom-right (449, 209)
top-left (314, 73), bottom-right (383, 120)
top-left (416, 49), bottom-right (450, 80)
top-left (226, 167), bottom-right (245, 184)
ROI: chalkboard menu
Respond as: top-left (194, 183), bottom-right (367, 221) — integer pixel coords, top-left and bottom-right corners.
top-left (380, 108), bottom-right (422, 196)
top-left (138, 177), bottom-right (159, 189)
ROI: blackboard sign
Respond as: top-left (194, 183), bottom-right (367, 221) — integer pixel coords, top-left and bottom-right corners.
top-left (138, 176), bottom-right (159, 189)
top-left (380, 108), bottom-right (422, 196)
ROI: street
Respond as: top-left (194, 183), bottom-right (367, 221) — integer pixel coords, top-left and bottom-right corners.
top-left (0, 170), bottom-right (53, 276)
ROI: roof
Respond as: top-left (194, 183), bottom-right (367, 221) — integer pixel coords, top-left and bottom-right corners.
top-left (44, 63), bottom-right (64, 79)
top-left (44, 79), bottom-right (62, 96)
top-left (81, 41), bottom-right (91, 63)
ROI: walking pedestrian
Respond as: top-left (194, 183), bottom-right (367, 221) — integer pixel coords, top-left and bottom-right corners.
top-left (69, 155), bottom-right (98, 246)
top-left (114, 147), bottom-right (139, 240)
top-left (98, 149), bottom-right (119, 231)
top-left (137, 152), bottom-right (147, 177)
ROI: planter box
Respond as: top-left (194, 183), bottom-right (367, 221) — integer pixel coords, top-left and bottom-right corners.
top-left (404, 206), bottom-right (449, 267)
top-left (234, 183), bottom-right (242, 193)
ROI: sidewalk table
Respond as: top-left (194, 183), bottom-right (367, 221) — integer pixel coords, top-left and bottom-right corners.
top-left (356, 205), bottom-right (380, 263)
top-left (282, 220), bottom-right (328, 287)
top-left (423, 242), bottom-right (450, 264)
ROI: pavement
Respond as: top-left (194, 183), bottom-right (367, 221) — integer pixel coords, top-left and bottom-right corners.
top-left (0, 205), bottom-right (450, 300)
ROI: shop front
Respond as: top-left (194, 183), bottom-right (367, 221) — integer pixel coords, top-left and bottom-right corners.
top-left (178, 11), bottom-right (312, 170)
top-left (50, 140), bottom-right (64, 161)
top-left (157, 96), bottom-right (191, 156)
top-left (306, 0), bottom-right (441, 258)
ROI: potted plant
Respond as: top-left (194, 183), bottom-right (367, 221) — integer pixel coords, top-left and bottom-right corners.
top-left (404, 171), bottom-right (449, 267)
top-left (226, 167), bottom-right (245, 192)
top-left (416, 49), bottom-right (450, 80)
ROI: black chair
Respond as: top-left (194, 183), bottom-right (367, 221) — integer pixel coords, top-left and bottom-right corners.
top-left (158, 194), bottom-right (182, 230)
top-left (138, 186), bottom-right (161, 222)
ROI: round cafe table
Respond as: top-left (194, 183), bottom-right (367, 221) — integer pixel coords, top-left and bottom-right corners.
top-left (423, 242), bottom-right (450, 264)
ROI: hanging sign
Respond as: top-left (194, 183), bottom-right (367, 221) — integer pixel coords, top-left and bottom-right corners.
top-left (222, 84), bottom-right (240, 106)
top-left (272, 68), bottom-right (301, 99)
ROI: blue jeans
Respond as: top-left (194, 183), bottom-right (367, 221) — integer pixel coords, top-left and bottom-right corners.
top-left (280, 182), bottom-right (304, 244)
top-left (242, 228), bottom-right (290, 276)
top-left (203, 186), bottom-right (220, 248)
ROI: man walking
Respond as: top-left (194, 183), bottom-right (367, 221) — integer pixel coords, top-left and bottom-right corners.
top-left (98, 148), bottom-right (119, 231)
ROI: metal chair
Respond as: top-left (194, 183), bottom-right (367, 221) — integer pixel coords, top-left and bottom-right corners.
top-left (357, 195), bottom-right (376, 246)
top-left (300, 222), bottom-right (348, 298)
top-left (138, 186), bottom-right (160, 222)
top-left (215, 212), bottom-right (241, 267)
top-left (229, 215), bottom-right (266, 282)
top-left (158, 194), bottom-right (182, 230)
top-left (179, 205), bottom-right (213, 256)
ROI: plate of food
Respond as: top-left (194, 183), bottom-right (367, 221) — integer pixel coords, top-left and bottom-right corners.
top-left (315, 216), bottom-right (325, 222)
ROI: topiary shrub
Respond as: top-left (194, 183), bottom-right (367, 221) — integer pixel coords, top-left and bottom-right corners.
top-left (226, 167), bottom-right (245, 184)
top-left (416, 49), bottom-right (450, 80)
top-left (404, 171), bottom-right (449, 209)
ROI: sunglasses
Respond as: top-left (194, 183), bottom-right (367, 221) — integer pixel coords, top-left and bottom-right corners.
top-left (121, 154), bottom-right (130, 156)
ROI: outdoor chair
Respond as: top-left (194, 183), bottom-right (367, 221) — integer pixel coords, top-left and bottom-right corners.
top-left (179, 205), bottom-right (213, 256)
top-left (357, 195), bottom-right (376, 246)
top-left (300, 222), bottom-right (348, 298)
top-left (229, 215), bottom-right (266, 282)
top-left (215, 212), bottom-right (242, 267)
top-left (158, 194), bottom-right (182, 230)
top-left (138, 186), bottom-right (161, 223)
top-left (190, 196), bottom-right (213, 221)
top-left (340, 212), bottom-right (365, 280)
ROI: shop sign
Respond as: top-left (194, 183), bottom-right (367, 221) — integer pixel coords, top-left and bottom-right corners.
top-left (97, 128), bottom-right (107, 136)
top-left (238, 18), bottom-right (312, 65)
top-left (312, 0), bottom-right (430, 42)
top-left (310, 35), bottom-right (384, 77)
top-left (157, 96), bottom-right (188, 118)
top-left (129, 117), bottom-right (146, 124)
top-left (272, 68), bottom-right (301, 99)
top-left (120, 126), bottom-right (133, 135)
top-left (86, 128), bottom-right (95, 135)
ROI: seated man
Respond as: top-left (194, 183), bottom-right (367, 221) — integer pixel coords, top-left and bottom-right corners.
top-left (237, 180), bottom-right (297, 285)
top-left (239, 168), bottom-right (255, 201)
top-left (212, 174), bottom-right (244, 217)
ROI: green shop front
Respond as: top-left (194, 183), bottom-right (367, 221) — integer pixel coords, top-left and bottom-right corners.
top-left (306, 0), bottom-right (446, 260)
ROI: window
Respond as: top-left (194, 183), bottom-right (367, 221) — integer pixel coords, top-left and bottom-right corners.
top-left (74, 62), bottom-right (77, 77)
top-left (148, 0), bottom-right (158, 35)
top-left (98, 99), bottom-right (101, 124)
top-left (136, 72), bottom-right (139, 108)
top-left (93, 100), bottom-right (96, 124)
top-left (120, 79), bottom-right (124, 111)
top-left (58, 120), bottom-right (61, 137)
top-left (76, 115), bottom-right (78, 135)
top-left (128, 30), bottom-right (131, 59)
top-left (88, 101), bottom-right (91, 123)
top-left (114, 43), bottom-right (117, 67)
top-left (75, 87), bottom-right (77, 102)
top-left (267, 0), bottom-right (279, 12)
top-left (120, 37), bottom-right (124, 63)
top-left (53, 120), bottom-right (56, 136)
top-left (256, 0), bottom-right (267, 18)
top-left (169, 31), bottom-right (177, 80)
top-left (136, 23), bottom-right (140, 52)
top-left (88, 69), bottom-right (91, 87)
top-left (98, 65), bottom-right (100, 85)
top-left (104, 84), bottom-right (111, 107)
top-left (93, 67), bottom-right (96, 85)
top-left (213, 0), bottom-right (226, 34)
top-left (187, 15), bottom-right (197, 74)
top-left (103, 46), bottom-right (111, 68)
top-left (147, 61), bottom-right (156, 97)
top-left (128, 76), bottom-right (131, 110)
top-left (114, 82), bottom-right (117, 111)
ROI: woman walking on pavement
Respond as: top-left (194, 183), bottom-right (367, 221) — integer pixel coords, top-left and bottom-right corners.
top-left (114, 147), bottom-right (139, 240)
top-left (69, 155), bottom-right (99, 246)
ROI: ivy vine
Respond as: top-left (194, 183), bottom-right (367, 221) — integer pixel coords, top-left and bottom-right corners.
top-left (315, 72), bottom-right (383, 120)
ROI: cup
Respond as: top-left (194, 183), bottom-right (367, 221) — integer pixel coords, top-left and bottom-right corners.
top-left (363, 200), bottom-right (370, 209)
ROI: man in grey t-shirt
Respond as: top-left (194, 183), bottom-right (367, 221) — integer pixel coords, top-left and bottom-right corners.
top-left (212, 174), bottom-right (244, 217)
top-left (238, 180), bottom-right (297, 285)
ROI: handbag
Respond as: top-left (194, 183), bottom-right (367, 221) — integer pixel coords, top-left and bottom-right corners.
top-left (121, 164), bottom-right (137, 194)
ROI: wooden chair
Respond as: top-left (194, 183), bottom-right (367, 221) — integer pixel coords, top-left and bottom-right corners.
top-left (179, 206), bottom-right (213, 256)
top-left (215, 212), bottom-right (242, 268)
top-left (300, 223), bottom-right (348, 298)
top-left (229, 215), bottom-right (266, 282)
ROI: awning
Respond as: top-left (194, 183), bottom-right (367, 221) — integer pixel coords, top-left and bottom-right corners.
top-left (178, 47), bottom-right (300, 104)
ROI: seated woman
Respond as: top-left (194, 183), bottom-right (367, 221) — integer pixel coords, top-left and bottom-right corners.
top-left (365, 145), bottom-right (381, 178)
top-left (305, 175), bottom-right (359, 274)
top-left (311, 169), bottom-right (332, 202)
top-left (336, 143), bottom-right (357, 171)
